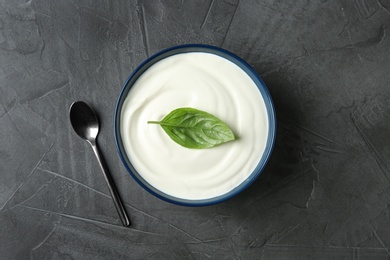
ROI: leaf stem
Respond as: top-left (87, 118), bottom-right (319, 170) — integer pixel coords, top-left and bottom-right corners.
top-left (147, 121), bottom-right (162, 124)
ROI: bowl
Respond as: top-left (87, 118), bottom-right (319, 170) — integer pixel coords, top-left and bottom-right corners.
top-left (114, 44), bottom-right (276, 206)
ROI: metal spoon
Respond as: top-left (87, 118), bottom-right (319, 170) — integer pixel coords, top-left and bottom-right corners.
top-left (69, 101), bottom-right (130, 227)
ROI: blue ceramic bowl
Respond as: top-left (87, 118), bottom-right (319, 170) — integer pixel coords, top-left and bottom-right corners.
top-left (114, 44), bottom-right (276, 206)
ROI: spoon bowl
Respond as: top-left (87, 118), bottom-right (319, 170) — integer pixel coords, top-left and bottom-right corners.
top-left (69, 101), bottom-right (99, 143)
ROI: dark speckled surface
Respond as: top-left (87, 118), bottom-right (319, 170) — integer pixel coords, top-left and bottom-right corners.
top-left (1, 0), bottom-right (390, 259)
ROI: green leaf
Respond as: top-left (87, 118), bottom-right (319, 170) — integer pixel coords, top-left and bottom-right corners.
top-left (148, 107), bottom-right (235, 149)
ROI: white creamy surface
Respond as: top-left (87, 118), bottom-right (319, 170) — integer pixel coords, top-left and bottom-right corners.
top-left (120, 52), bottom-right (269, 200)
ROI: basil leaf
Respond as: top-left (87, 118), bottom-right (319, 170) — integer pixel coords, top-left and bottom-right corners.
top-left (148, 107), bottom-right (235, 149)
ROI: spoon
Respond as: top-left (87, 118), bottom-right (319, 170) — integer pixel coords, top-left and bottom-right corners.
top-left (69, 101), bottom-right (130, 227)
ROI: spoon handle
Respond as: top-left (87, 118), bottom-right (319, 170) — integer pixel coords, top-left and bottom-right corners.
top-left (90, 142), bottom-right (131, 226)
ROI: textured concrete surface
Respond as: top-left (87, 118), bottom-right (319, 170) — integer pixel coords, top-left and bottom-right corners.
top-left (1, 0), bottom-right (390, 259)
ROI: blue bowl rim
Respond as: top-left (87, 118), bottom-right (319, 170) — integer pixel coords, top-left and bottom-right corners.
top-left (114, 44), bottom-right (276, 207)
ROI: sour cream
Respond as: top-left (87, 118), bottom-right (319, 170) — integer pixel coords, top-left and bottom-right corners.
top-left (120, 52), bottom-right (268, 200)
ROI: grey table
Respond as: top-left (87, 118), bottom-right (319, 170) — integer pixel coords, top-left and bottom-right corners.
top-left (1, 0), bottom-right (390, 259)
